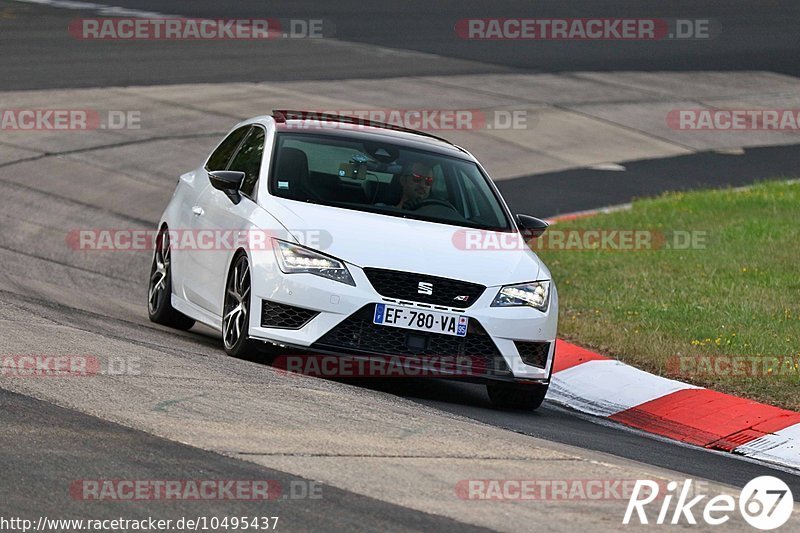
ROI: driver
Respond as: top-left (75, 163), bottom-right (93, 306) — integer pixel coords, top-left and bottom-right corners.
top-left (396, 161), bottom-right (434, 209)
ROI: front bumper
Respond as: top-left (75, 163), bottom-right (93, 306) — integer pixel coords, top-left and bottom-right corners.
top-left (247, 259), bottom-right (558, 381)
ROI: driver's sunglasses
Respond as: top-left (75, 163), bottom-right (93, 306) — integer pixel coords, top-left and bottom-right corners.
top-left (410, 172), bottom-right (434, 186)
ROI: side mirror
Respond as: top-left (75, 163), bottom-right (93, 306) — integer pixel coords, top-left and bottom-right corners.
top-left (209, 171), bottom-right (245, 204)
top-left (515, 214), bottom-right (549, 239)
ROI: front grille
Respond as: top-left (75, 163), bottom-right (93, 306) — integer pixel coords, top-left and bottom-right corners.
top-left (312, 304), bottom-right (511, 377)
top-left (363, 268), bottom-right (485, 309)
top-left (261, 300), bottom-right (319, 329)
top-left (515, 341), bottom-right (550, 368)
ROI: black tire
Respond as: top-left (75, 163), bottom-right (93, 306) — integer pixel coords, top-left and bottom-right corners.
top-left (148, 228), bottom-right (195, 330)
top-left (487, 381), bottom-right (549, 411)
top-left (222, 253), bottom-right (261, 358)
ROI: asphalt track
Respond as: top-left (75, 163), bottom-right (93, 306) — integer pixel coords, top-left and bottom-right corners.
top-left (0, 388), bottom-right (491, 532)
top-left (2, 0), bottom-right (800, 90)
top-left (499, 143), bottom-right (800, 216)
top-left (2, 0), bottom-right (800, 530)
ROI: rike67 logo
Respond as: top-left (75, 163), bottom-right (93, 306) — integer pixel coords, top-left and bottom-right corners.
top-left (624, 477), bottom-right (794, 530)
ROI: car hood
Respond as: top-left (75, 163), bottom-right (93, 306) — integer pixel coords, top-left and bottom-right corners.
top-left (265, 199), bottom-right (546, 287)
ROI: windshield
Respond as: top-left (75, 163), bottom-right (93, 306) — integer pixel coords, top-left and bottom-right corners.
top-left (269, 132), bottom-right (511, 231)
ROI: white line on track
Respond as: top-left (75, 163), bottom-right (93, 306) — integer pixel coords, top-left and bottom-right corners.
top-left (13, 0), bottom-right (179, 18)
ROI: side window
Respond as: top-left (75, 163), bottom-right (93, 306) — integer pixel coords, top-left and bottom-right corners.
top-left (206, 126), bottom-right (250, 171)
top-left (228, 127), bottom-right (266, 199)
top-left (458, 168), bottom-right (481, 219)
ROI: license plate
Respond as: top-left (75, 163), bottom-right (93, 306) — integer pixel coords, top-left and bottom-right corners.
top-left (373, 303), bottom-right (468, 337)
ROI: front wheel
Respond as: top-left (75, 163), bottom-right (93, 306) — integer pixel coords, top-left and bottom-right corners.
top-left (487, 381), bottom-right (548, 411)
top-left (222, 254), bottom-right (260, 358)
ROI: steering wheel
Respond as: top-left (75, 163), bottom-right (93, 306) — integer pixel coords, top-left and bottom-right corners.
top-left (409, 198), bottom-right (458, 211)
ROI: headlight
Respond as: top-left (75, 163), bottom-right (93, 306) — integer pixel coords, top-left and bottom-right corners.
top-left (491, 280), bottom-right (550, 311)
top-left (273, 239), bottom-right (356, 286)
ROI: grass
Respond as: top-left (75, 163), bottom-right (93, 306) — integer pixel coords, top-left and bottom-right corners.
top-left (536, 180), bottom-right (800, 410)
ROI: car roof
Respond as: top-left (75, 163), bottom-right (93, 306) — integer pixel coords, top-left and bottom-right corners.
top-left (268, 110), bottom-right (474, 160)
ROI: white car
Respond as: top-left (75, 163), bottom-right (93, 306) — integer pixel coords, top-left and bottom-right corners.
top-left (148, 111), bottom-right (557, 409)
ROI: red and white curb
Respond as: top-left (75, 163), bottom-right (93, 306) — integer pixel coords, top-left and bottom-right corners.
top-left (545, 203), bottom-right (631, 224)
top-left (547, 340), bottom-right (800, 472)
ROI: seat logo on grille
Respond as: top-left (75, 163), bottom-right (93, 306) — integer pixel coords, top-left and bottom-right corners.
top-left (417, 282), bottom-right (433, 295)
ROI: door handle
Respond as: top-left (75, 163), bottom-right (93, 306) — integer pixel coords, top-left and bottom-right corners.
top-left (192, 206), bottom-right (204, 216)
